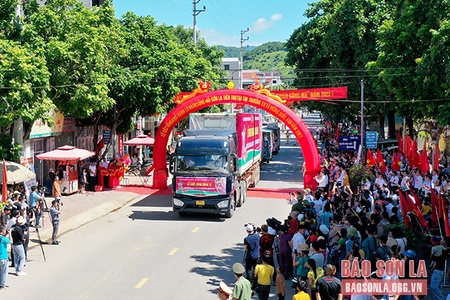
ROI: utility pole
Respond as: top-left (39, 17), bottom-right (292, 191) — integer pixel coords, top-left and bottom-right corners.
top-left (239, 28), bottom-right (249, 89)
top-left (193, 0), bottom-right (206, 46)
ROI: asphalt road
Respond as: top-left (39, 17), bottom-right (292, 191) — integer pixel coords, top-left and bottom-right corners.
top-left (2, 114), bottom-right (324, 299)
top-left (3, 195), bottom-right (297, 299)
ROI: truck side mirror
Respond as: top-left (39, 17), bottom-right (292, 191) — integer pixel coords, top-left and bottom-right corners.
top-left (231, 154), bottom-right (238, 173)
top-left (169, 156), bottom-right (175, 174)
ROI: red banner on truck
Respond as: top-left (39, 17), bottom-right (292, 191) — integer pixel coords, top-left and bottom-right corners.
top-left (175, 177), bottom-right (227, 196)
top-left (236, 113), bottom-right (262, 174)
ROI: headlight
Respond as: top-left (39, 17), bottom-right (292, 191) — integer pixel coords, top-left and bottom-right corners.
top-left (173, 198), bottom-right (184, 207)
top-left (217, 200), bottom-right (229, 208)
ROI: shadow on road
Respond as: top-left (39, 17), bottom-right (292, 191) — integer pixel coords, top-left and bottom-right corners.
top-left (190, 243), bottom-right (245, 295)
top-left (260, 143), bottom-right (303, 183)
top-left (128, 209), bottom-right (226, 223)
top-left (130, 194), bottom-right (172, 208)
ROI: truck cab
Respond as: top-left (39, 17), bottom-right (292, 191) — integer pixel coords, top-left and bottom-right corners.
top-left (262, 128), bottom-right (274, 163)
top-left (170, 130), bottom-right (238, 218)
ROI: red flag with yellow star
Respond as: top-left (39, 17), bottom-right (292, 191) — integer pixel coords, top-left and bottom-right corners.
top-left (397, 131), bottom-right (403, 154)
top-left (391, 151), bottom-right (401, 171)
top-left (366, 149), bottom-right (376, 167)
top-left (376, 148), bottom-right (386, 173)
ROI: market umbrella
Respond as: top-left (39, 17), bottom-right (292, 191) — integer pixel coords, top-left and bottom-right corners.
top-left (0, 160), bottom-right (36, 185)
top-left (36, 145), bottom-right (95, 162)
top-left (123, 135), bottom-right (155, 146)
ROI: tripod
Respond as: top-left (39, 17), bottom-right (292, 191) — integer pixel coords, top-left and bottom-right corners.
top-left (36, 196), bottom-right (52, 228)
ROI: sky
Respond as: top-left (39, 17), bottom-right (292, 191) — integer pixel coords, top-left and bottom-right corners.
top-left (113, 0), bottom-right (313, 47)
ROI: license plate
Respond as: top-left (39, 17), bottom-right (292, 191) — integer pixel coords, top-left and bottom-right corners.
top-left (196, 200), bottom-right (205, 206)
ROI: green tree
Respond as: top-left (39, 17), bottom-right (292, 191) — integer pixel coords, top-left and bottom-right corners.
top-left (22, 0), bottom-right (120, 120)
top-left (95, 14), bottom-right (224, 158)
top-left (21, 0), bottom-right (127, 150)
top-left (369, 0), bottom-right (450, 135)
top-left (0, 39), bottom-right (53, 137)
top-left (285, 0), bottom-right (393, 132)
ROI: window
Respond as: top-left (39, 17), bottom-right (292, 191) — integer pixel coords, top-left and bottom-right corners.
top-left (224, 65), bottom-right (230, 70)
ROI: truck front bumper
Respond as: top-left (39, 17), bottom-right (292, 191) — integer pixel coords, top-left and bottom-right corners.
top-left (173, 197), bottom-right (231, 215)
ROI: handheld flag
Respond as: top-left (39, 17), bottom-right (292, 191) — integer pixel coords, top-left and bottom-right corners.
top-left (366, 149), bottom-right (376, 167)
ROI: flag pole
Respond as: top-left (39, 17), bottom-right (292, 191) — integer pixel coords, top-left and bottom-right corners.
top-left (434, 206), bottom-right (444, 238)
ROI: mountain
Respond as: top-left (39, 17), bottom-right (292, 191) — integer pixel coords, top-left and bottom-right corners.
top-left (217, 42), bottom-right (294, 86)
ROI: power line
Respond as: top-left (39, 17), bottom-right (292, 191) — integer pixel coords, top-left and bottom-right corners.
top-left (205, 10), bottom-right (233, 35)
top-left (212, 0), bottom-right (247, 29)
top-left (204, 0), bottom-right (239, 33)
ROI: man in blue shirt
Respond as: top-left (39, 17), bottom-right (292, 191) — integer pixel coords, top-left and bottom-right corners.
top-left (0, 224), bottom-right (11, 289)
top-left (243, 224), bottom-right (260, 282)
top-left (50, 200), bottom-right (61, 245)
top-left (29, 186), bottom-right (44, 228)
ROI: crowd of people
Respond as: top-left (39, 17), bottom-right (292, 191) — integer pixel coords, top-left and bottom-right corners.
top-left (221, 127), bottom-right (450, 300)
top-left (0, 183), bottom-right (62, 289)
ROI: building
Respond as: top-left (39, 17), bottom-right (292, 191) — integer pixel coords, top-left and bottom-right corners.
top-left (242, 70), bottom-right (282, 89)
top-left (221, 58), bottom-right (241, 89)
top-left (221, 58), bottom-right (282, 90)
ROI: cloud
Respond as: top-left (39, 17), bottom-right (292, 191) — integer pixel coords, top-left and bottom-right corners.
top-left (271, 13), bottom-right (282, 21)
top-left (251, 13), bottom-right (283, 32)
top-left (200, 28), bottom-right (240, 47)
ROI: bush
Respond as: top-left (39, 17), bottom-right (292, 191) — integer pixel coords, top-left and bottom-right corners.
top-left (388, 223), bottom-right (430, 259)
top-left (348, 164), bottom-right (372, 188)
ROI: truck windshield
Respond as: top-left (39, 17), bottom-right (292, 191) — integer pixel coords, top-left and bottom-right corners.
top-left (176, 155), bottom-right (228, 172)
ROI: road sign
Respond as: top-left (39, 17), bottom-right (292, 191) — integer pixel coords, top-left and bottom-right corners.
top-left (103, 129), bottom-right (111, 144)
top-left (366, 131), bottom-right (378, 149)
top-left (338, 135), bottom-right (361, 151)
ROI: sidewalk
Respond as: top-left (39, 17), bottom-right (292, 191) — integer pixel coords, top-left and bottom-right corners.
top-left (28, 185), bottom-right (154, 247)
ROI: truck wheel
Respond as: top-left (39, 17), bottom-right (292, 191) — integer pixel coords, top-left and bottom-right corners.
top-left (236, 189), bottom-right (242, 207)
top-left (224, 200), bottom-right (234, 218)
top-left (255, 165), bottom-right (260, 185)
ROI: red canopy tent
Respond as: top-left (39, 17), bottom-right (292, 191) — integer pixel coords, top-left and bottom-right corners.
top-left (36, 145), bottom-right (95, 195)
top-left (36, 145), bottom-right (95, 162)
top-left (123, 135), bottom-right (155, 146)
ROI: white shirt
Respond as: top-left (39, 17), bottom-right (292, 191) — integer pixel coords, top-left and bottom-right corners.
top-left (389, 175), bottom-right (399, 187)
top-left (88, 164), bottom-right (97, 177)
top-left (291, 232), bottom-right (306, 253)
top-left (316, 174), bottom-right (329, 188)
top-left (313, 199), bottom-right (323, 214)
top-left (375, 177), bottom-right (386, 188)
top-left (6, 217), bottom-right (16, 229)
top-left (385, 203), bottom-right (394, 217)
top-left (413, 175), bottom-right (423, 190)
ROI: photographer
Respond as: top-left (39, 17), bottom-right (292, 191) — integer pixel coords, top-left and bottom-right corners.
top-left (0, 224), bottom-right (11, 289)
top-left (29, 186), bottom-right (44, 228)
top-left (50, 200), bottom-right (61, 245)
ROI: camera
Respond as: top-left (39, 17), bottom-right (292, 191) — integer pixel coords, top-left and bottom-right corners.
top-left (244, 223), bottom-right (260, 233)
top-left (336, 182), bottom-right (342, 187)
top-left (39, 186), bottom-right (47, 194)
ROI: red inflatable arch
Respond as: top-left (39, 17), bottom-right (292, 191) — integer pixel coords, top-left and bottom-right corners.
top-left (151, 89), bottom-right (321, 189)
